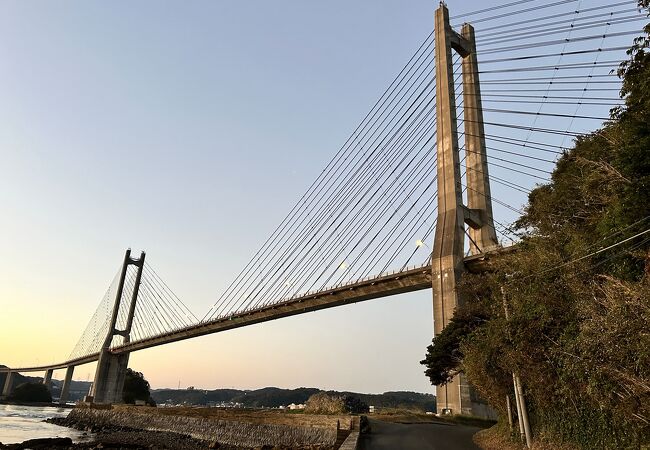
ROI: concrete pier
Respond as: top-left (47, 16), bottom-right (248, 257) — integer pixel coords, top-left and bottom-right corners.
top-left (2, 371), bottom-right (14, 398)
top-left (90, 249), bottom-right (145, 404)
top-left (59, 366), bottom-right (74, 405)
top-left (431, 4), bottom-right (497, 417)
top-left (461, 22), bottom-right (499, 255)
top-left (43, 368), bottom-right (54, 389)
top-left (91, 353), bottom-right (129, 404)
top-left (432, 3), bottom-right (470, 416)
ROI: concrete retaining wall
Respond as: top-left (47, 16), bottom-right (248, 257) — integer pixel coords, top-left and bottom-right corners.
top-left (68, 407), bottom-right (338, 447)
top-left (338, 431), bottom-right (359, 450)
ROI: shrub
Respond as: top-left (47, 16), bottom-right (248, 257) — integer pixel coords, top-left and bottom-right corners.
top-left (10, 382), bottom-right (52, 403)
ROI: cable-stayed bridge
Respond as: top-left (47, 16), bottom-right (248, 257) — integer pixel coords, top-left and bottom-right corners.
top-left (1, 1), bottom-right (646, 417)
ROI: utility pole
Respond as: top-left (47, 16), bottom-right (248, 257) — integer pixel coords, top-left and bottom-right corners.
top-left (502, 287), bottom-right (532, 447)
top-left (506, 395), bottom-right (513, 431)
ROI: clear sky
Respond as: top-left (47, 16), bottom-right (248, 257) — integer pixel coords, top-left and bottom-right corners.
top-left (0, 0), bottom-right (634, 393)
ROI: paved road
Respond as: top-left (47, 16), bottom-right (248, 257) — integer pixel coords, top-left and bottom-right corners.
top-left (358, 419), bottom-right (481, 450)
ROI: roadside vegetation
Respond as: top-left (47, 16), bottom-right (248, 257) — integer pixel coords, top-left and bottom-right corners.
top-left (422, 1), bottom-right (649, 448)
top-left (304, 392), bottom-right (369, 414)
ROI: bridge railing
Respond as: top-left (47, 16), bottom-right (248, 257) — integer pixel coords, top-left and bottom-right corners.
top-left (212, 262), bottom-right (431, 319)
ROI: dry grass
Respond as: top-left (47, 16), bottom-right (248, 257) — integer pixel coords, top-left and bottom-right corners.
top-left (473, 423), bottom-right (580, 450)
top-left (368, 407), bottom-right (443, 424)
top-left (368, 408), bottom-right (496, 429)
top-left (110, 405), bottom-right (351, 430)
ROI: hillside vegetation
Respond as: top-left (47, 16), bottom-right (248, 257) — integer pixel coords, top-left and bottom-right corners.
top-left (422, 2), bottom-right (650, 449)
top-left (152, 387), bottom-right (435, 411)
top-left (9, 382), bottom-right (52, 403)
top-left (0, 366), bottom-right (92, 403)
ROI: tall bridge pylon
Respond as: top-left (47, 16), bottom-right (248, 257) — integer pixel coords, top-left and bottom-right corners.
top-left (89, 249), bottom-right (145, 404)
top-left (432, 4), bottom-right (498, 416)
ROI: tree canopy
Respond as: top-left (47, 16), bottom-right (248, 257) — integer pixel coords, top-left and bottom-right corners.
top-left (122, 368), bottom-right (155, 406)
top-left (10, 382), bottom-right (52, 403)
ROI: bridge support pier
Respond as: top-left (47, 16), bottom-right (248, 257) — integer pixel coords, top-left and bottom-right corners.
top-left (2, 372), bottom-right (14, 398)
top-left (43, 368), bottom-right (54, 389)
top-left (90, 249), bottom-right (144, 404)
top-left (91, 353), bottom-right (130, 404)
top-left (431, 4), bottom-right (498, 418)
top-left (59, 366), bottom-right (74, 405)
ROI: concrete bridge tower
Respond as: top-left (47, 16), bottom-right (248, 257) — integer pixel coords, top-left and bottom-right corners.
top-left (89, 249), bottom-right (145, 404)
top-left (431, 3), bottom-right (498, 416)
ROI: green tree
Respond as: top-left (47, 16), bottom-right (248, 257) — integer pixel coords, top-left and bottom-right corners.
top-left (420, 301), bottom-right (489, 386)
top-left (343, 395), bottom-right (369, 414)
top-left (10, 382), bottom-right (52, 403)
top-left (122, 368), bottom-right (155, 406)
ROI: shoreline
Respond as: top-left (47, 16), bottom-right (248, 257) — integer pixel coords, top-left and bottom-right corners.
top-left (0, 431), bottom-right (216, 450)
top-left (1, 404), bottom-right (348, 449)
top-left (0, 400), bottom-right (74, 409)
top-left (0, 406), bottom-right (342, 450)
top-left (3, 419), bottom-right (333, 450)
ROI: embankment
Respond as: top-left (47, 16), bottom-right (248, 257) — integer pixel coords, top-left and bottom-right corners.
top-left (63, 406), bottom-right (342, 448)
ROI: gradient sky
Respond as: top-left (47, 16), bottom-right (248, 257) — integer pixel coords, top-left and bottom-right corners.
top-left (0, 0), bottom-right (631, 394)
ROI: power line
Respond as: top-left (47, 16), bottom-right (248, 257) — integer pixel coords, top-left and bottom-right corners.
top-left (452, 0), bottom-right (580, 27)
top-left (484, 98), bottom-right (621, 106)
top-left (450, 0), bottom-right (548, 20)
top-left (476, 5), bottom-right (641, 38)
top-left (481, 74), bottom-right (617, 81)
top-left (476, 106), bottom-right (611, 121)
top-left (479, 46), bottom-right (629, 64)
top-left (464, 119), bottom-right (587, 137)
top-left (476, 14), bottom-right (646, 46)
top-left (480, 30), bottom-right (641, 54)
top-left (515, 227), bottom-right (650, 281)
top-left (481, 93), bottom-right (620, 100)
top-left (478, 60), bottom-right (621, 73)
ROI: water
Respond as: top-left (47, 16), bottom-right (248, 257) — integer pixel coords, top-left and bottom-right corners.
top-left (0, 404), bottom-right (92, 445)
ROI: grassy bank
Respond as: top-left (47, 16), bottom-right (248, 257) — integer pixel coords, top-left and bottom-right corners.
top-left (364, 407), bottom-right (496, 429)
top-left (474, 421), bottom-right (585, 450)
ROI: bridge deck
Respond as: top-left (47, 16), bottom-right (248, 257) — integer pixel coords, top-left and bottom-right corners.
top-left (113, 264), bottom-right (433, 354)
top-left (1, 249), bottom-right (509, 373)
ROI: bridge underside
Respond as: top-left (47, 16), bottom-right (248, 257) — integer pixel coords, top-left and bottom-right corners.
top-left (115, 252), bottom-right (501, 354)
top-left (113, 264), bottom-right (434, 354)
top-left (0, 251), bottom-right (504, 376)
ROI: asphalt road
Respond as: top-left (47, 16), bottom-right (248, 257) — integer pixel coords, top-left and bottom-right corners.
top-left (358, 418), bottom-right (481, 450)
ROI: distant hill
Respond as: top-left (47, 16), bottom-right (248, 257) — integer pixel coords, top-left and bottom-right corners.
top-left (0, 365), bottom-right (92, 402)
top-left (0, 366), bottom-right (39, 391)
top-left (151, 386), bottom-right (436, 411)
top-left (2, 365), bottom-right (435, 410)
